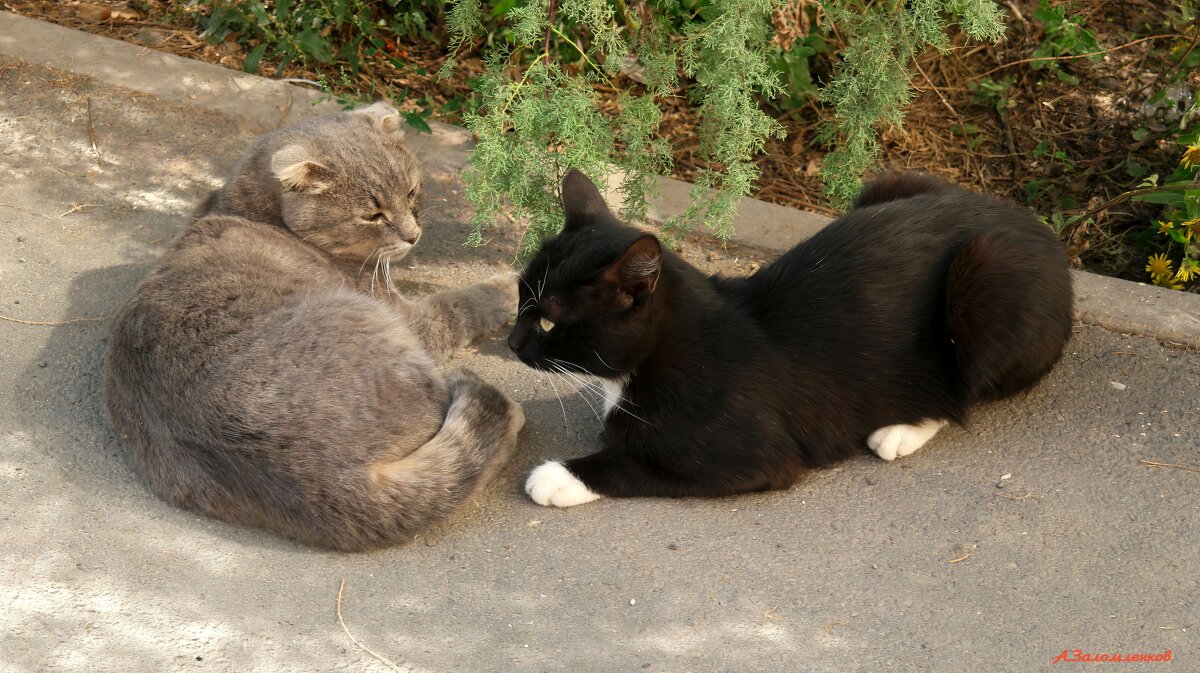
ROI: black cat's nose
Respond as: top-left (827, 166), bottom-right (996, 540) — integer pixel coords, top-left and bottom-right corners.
top-left (508, 327), bottom-right (528, 353)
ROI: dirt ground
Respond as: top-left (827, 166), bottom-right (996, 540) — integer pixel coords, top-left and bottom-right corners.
top-left (2, 20), bottom-right (1199, 673)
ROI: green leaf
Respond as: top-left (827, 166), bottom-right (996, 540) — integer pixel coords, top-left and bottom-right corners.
top-left (1131, 127), bottom-right (1149, 141)
top-left (1134, 192), bottom-right (1186, 206)
top-left (404, 111), bottom-right (432, 134)
top-left (1126, 160), bottom-right (1147, 179)
top-left (296, 29), bottom-right (334, 63)
top-left (244, 43), bottom-right (267, 73)
top-left (1169, 228), bottom-right (1190, 244)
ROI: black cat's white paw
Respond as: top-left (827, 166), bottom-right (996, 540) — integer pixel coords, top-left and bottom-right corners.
top-left (525, 461), bottom-right (602, 507)
top-left (867, 420), bottom-right (947, 461)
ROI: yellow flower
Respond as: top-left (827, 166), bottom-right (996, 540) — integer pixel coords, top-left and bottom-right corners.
top-left (1146, 253), bottom-right (1173, 279)
top-left (1183, 145), bottom-right (1200, 170)
top-left (1176, 257), bottom-right (1200, 283)
top-left (1157, 220), bottom-right (1174, 235)
top-left (1153, 274), bottom-right (1183, 290)
top-left (1182, 218), bottom-right (1199, 241)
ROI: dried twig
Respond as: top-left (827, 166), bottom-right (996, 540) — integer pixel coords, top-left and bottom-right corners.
top-left (60, 202), bottom-right (93, 217)
top-left (947, 552), bottom-right (972, 564)
top-left (85, 89), bottom-right (105, 166)
top-left (973, 33), bottom-right (1179, 79)
top-left (0, 314), bottom-right (107, 326)
top-left (1079, 183), bottom-right (1196, 223)
top-left (0, 203), bottom-right (53, 221)
top-left (995, 491), bottom-right (1033, 501)
top-left (1139, 459), bottom-right (1200, 474)
top-left (336, 579), bottom-right (404, 673)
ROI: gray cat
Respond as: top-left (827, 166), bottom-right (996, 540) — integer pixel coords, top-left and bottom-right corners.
top-left (105, 103), bottom-right (524, 551)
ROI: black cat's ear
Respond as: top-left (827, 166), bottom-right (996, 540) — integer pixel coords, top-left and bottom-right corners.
top-left (561, 169), bottom-right (612, 231)
top-left (271, 145), bottom-right (333, 193)
top-left (605, 234), bottom-right (662, 304)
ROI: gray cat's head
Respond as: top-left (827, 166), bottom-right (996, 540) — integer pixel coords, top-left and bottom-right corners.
top-left (269, 102), bottom-right (423, 263)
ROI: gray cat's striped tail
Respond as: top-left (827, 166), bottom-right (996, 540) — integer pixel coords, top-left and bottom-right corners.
top-left (359, 369), bottom-right (523, 549)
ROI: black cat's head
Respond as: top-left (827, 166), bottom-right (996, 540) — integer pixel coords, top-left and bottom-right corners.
top-left (507, 170), bottom-right (664, 377)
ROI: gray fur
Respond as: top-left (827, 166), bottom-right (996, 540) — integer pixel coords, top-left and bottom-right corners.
top-left (105, 104), bottom-right (523, 551)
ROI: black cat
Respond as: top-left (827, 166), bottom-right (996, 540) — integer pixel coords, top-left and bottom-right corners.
top-left (508, 170), bottom-right (1072, 507)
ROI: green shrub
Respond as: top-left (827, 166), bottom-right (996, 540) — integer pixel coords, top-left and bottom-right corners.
top-left (449, 0), bottom-right (1007, 256)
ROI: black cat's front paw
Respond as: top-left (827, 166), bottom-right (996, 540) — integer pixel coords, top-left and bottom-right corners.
top-left (524, 460), bottom-right (602, 507)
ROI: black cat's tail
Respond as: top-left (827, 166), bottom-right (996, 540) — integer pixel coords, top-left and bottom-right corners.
top-left (356, 369), bottom-right (523, 550)
top-left (944, 229), bottom-right (1073, 404)
top-left (854, 170), bottom-right (955, 209)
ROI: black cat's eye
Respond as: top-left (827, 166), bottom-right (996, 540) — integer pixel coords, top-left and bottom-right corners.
top-left (369, 212), bottom-right (386, 222)
top-left (407, 187), bottom-right (418, 200)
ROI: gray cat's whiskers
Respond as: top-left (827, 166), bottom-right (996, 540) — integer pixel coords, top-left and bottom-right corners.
top-left (369, 252), bottom-right (384, 297)
top-left (381, 252), bottom-right (396, 296)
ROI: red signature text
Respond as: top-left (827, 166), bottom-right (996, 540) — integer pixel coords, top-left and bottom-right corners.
top-left (1052, 649), bottom-right (1173, 664)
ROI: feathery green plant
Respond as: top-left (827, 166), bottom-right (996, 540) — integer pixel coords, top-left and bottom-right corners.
top-left (448, 0), bottom-right (1007, 255)
top-left (446, 0), bottom-right (786, 258)
top-left (817, 0), bottom-right (1005, 205)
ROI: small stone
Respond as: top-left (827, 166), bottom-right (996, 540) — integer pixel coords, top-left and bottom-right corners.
top-left (667, 543), bottom-right (678, 550)
top-left (1097, 77), bottom-right (1121, 92)
top-left (37, 361), bottom-right (47, 368)
top-left (865, 475), bottom-right (877, 485)
top-left (629, 598), bottom-right (636, 606)
top-left (13, 299), bottom-right (18, 304)
top-left (1111, 381), bottom-right (1127, 390)
top-left (18, 258), bottom-right (25, 263)
top-left (133, 28), bottom-right (170, 46)
top-left (16, 235), bottom-right (25, 242)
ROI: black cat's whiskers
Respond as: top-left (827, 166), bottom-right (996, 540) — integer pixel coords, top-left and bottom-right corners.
top-left (518, 275), bottom-right (541, 316)
top-left (536, 262), bottom-right (549, 301)
top-left (541, 369), bottom-right (571, 429)
top-left (548, 358), bottom-right (651, 426)
top-left (547, 361), bottom-right (605, 425)
top-left (593, 350), bottom-right (619, 375)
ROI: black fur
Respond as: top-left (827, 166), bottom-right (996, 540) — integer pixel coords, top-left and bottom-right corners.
top-left (508, 170), bottom-right (1073, 499)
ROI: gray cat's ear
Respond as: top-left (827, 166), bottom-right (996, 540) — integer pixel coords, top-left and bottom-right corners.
top-left (561, 169), bottom-right (612, 231)
top-left (604, 234), bottom-right (662, 303)
top-left (353, 101), bottom-right (405, 136)
top-left (271, 145), bottom-right (330, 193)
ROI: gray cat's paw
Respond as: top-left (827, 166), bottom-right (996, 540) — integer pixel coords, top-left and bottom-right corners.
top-left (506, 395), bottom-right (526, 437)
top-left (478, 271), bottom-right (519, 331)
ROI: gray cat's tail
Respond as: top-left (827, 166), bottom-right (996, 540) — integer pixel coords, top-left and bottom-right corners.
top-left (351, 369), bottom-right (523, 550)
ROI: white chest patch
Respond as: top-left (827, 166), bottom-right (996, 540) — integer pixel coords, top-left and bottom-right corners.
top-left (600, 376), bottom-right (629, 418)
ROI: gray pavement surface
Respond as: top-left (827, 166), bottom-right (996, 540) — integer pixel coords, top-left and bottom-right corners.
top-left (2, 15), bottom-right (1199, 673)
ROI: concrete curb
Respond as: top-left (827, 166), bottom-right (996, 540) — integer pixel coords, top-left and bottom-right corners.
top-left (3, 11), bottom-right (1196, 348)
